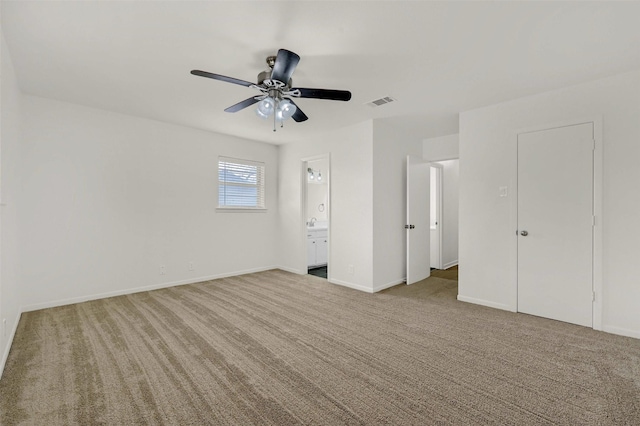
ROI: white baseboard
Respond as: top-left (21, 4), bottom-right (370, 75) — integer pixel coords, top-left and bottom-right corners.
top-left (443, 260), bottom-right (458, 270)
top-left (0, 311), bottom-right (22, 380)
top-left (21, 266), bottom-right (279, 313)
top-left (602, 325), bottom-right (640, 340)
top-left (328, 278), bottom-right (374, 294)
top-left (279, 267), bottom-right (396, 294)
top-left (373, 278), bottom-right (405, 293)
top-left (457, 294), bottom-right (515, 312)
top-left (276, 265), bottom-right (306, 275)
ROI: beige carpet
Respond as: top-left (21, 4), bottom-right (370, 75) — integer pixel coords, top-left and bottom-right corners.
top-left (430, 265), bottom-right (458, 281)
top-left (1, 269), bottom-right (639, 425)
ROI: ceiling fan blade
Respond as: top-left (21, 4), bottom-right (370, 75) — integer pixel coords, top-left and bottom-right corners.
top-left (191, 70), bottom-right (254, 87)
top-left (294, 88), bottom-right (352, 101)
top-left (224, 97), bottom-right (260, 113)
top-left (271, 49), bottom-right (300, 84)
top-left (286, 99), bottom-right (308, 122)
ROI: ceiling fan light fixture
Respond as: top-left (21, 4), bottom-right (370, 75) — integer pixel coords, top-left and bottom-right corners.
top-left (256, 97), bottom-right (275, 118)
top-left (276, 99), bottom-right (297, 121)
top-left (255, 108), bottom-right (269, 119)
top-left (191, 48), bottom-right (352, 131)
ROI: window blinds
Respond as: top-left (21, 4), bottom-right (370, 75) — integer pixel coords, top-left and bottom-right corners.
top-left (218, 157), bottom-right (265, 209)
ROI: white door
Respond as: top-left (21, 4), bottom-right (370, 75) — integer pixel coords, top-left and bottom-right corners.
top-left (430, 165), bottom-right (442, 269)
top-left (406, 156), bottom-right (431, 284)
top-left (517, 123), bottom-right (594, 327)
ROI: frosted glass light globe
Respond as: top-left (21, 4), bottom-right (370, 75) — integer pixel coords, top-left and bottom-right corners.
top-left (276, 99), bottom-right (297, 121)
top-left (256, 97), bottom-right (275, 118)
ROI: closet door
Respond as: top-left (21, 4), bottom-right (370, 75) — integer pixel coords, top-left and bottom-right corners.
top-left (517, 123), bottom-right (594, 327)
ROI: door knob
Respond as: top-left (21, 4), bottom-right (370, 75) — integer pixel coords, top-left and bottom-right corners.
top-left (520, 230), bottom-right (528, 236)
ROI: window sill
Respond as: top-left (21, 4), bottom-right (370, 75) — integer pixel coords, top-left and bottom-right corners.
top-left (216, 207), bottom-right (268, 213)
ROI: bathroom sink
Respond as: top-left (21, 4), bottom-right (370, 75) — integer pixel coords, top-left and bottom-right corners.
top-left (307, 220), bottom-right (328, 230)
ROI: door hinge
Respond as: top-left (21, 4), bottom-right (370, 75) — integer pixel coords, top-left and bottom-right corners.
top-left (593, 291), bottom-right (596, 302)
top-left (592, 216), bottom-right (596, 227)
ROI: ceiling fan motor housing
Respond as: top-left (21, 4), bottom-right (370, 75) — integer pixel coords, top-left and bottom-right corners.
top-left (257, 69), bottom-right (292, 88)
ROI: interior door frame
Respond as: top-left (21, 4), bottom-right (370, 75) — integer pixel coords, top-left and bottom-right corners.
top-left (510, 117), bottom-right (603, 330)
top-left (301, 154), bottom-right (331, 279)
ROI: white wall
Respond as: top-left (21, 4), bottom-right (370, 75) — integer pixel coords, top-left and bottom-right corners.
top-left (19, 95), bottom-right (280, 310)
top-left (423, 133), bottom-right (459, 161)
top-left (1, 27), bottom-right (23, 377)
top-left (438, 159), bottom-right (459, 269)
top-left (372, 119), bottom-right (423, 291)
top-left (459, 69), bottom-right (640, 338)
top-left (278, 121), bottom-right (374, 292)
top-left (280, 117), bottom-right (426, 293)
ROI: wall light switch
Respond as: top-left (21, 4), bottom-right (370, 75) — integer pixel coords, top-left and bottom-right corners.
top-left (499, 186), bottom-right (508, 197)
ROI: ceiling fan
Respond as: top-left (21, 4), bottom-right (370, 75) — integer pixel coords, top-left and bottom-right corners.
top-left (191, 49), bottom-right (352, 131)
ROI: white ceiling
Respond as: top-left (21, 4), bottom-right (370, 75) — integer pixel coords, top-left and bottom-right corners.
top-left (3, 1), bottom-right (640, 145)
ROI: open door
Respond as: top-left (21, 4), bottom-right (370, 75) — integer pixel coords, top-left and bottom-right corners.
top-left (406, 156), bottom-right (431, 284)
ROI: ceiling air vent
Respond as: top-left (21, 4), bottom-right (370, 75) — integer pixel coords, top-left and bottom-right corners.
top-left (368, 96), bottom-right (396, 107)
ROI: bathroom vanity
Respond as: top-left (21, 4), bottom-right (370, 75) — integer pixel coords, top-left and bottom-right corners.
top-left (307, 226), bottom-right (327, 267)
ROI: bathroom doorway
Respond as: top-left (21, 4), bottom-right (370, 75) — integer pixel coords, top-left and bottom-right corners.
top-left (304, 156), bottom-right (330, 279)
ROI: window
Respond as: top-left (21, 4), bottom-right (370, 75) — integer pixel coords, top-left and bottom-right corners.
top-left (218, 156), bottom-right (265, 210)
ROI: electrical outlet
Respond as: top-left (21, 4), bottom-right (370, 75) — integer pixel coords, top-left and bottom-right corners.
top-left (188, 261), bottom-right (195, 271)
top-left (348, 264), bottom-right (354, 275)
top-left (159, 265), bottom-right (166, 275)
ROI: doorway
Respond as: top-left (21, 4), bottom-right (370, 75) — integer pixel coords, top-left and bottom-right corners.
top-left (407, 156), bottom-right (460, 284)
top-left (429, 164), bottom-right (443, 270)
top-left (304, 156), bottom-right (329, 279)
top-left (428, 159), bottom-right (460, 272)
top-left (517, 123), bottom-right (594, 327)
